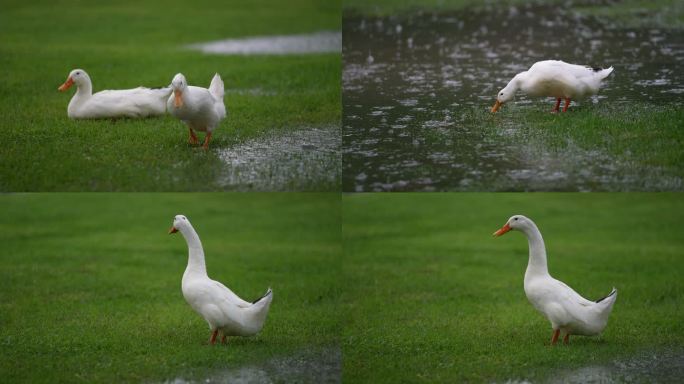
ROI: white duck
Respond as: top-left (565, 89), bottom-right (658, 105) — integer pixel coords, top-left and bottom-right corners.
top-left (169, 215), bottom-right (273, 344)
top-left (58, 69), bottom-right (171, 119)
top-left (167, 73), bottom-right (226, 149)
top-left (493, 215), bottom-right (617, 345)
top-left (491, 60), bottom-right (614, 113)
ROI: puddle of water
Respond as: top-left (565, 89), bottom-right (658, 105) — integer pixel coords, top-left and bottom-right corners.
top-left (501, 348), bottom-right (684, 384)
top-left (217, 125), bottom-right (341, 191)
top-left (188, 31), bottom-right (341, 55)
top-left (343, 4), bottom-right (684, 191)
top-left (165, 346), bottom-right (340, 384)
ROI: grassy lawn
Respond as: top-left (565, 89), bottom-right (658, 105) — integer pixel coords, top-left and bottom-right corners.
top-left (342, 193), bottom-right (684, 382)
top-left (0, 0), bottom-right (341, 191)
top-left (0, 193), bottom-right (341, 383)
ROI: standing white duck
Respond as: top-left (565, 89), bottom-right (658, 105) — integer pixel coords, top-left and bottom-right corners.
top-left (58, 69), bottom-right (171, 119)
top-left (493, 215), bottom-right (617, 345)
top-left (167, 73), bottom-right (226, 149)
top-left (491, 60), bottom-right (614, 113)
top-left (169, 215), bottom-right (273, 344)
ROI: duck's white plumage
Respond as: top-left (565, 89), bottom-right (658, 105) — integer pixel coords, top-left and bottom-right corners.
top-left (167, 73), bottom-right (226, 149)
top-left (494, 215), bottom-right (617, 344)
top-left (58, 69), bottom-right (171, 119)
top-left (491, 60), bottom-right (614, 113)
top-left (170, 215), bottom-right (272, 343)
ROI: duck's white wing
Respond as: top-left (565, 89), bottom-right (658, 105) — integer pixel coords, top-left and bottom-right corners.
top-left (551, 278), bottom-right (595, 307)
top-left (209, 279), bottom-right (252, 308)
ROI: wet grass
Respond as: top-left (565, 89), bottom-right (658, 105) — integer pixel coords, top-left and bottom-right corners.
top-left (0, 193), bottom-right (341, 383)
top-left (483, 103), bottom-right (684, 190)
top-left (0, 0), bottom-right (341, 191)
top-left (342, 193), bottom-right (684, 383)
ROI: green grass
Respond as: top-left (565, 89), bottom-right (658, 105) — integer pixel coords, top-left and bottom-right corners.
top-left (0, 0), bottom-right (341, 191)
top-left (342, 193), bottom-right (684, 382)
top-left (0, 193), bottom-right (341, 383)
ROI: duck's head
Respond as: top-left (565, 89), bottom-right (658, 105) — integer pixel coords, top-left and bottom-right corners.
top-left (169, 214), bottom-right (190, 234)
top-left (170, 73), bottom-right (187, 108)
top-left (58, 69), bottom-right (89, 92)
top-left (491, 88), bottom-right (514, 113)
top-left (492, 214), bottom-right (531, 237)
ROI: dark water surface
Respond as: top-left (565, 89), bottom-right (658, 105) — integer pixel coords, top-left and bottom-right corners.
top-left (343, 3), bottom-right (684, 191)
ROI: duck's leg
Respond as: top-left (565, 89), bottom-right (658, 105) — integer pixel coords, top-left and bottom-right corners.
top-left (550, 329), bottom-right (560, 345)
top-left (221, 334), bottom-right (228, 344)
top-left (552, 98), bottom-right (561, 113)
top-left (209, 329), bottom-right (218, 345)
top-left (188, 127), bottom-right (199, 145)
top-left (563, 333), bottom-right (570, 345)
top-left (202, 132), bottom-right (212, 150)
top-left (562, 98), bottom-right (571, 112)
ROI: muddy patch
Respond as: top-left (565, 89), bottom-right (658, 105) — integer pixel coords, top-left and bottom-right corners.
top-left (343, 4), bottom-right (684, 191)
top-left (188, 31), bottom-right (341, 55)
top-left (501, 348), bottom-right (684, 384)
top-left (217, 125), bottom-right (340, 191)
top-left (165, 346), bottom-right (341, 384)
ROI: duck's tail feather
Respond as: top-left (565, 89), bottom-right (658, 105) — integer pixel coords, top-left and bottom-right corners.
top-left (252, 287), bottom-right (273, 304)
top-left (595, 66), bottom-right (614, 80)
top-left (595, 287), bottom-right (617, 303)
top-left (208, 73), bottom-right (224, 100)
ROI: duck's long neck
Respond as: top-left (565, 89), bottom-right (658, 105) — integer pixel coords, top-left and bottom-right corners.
top-left (506, 72), bottom-right (527, 94)
top-left (180, 225), bottom-right (207, 277)
top-left (75, 78), bottom-right (93, 99)
top-left (522, 223), bottom-right (549, 278)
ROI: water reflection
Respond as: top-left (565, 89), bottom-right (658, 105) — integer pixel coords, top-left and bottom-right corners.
top-left (343, 4), bottom-right (684, 191)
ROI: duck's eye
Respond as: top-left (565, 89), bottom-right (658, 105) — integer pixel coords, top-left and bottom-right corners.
top-left (514, 217), bottom-right (518, 221)
top-left (500, 92), bottom-right (503, 96)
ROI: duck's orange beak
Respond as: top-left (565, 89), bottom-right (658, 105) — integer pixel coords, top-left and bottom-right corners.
top-left (174, 90), bottom-right (183, 108)
top-left (58, 77), bottom-right (74, 92)
top-left (169, 226), bottom-right (178, 234)
top-left (491, 100), bottom-right (502, 113)
top-left (492, 223), bottom-right (511, 237)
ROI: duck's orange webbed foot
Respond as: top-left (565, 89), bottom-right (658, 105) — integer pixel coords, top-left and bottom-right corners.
top-left (550, 329), bottom-right (560, 346)
top-left (188, 128), bottom-right (199, 145)
top-left (202, 132), bottom-right (212, 150)
top-left (209, 329), bottom-right (218, 345)
top-left (562, 98), bottom-right (571, 112)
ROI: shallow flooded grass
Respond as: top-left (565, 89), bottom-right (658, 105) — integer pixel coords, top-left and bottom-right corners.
top-left (166, 346), bottom-right (341, 383)
top-left (217, 124), bottom-right (341, 191)
top-left (343, 2), bottom-right (684, 191)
